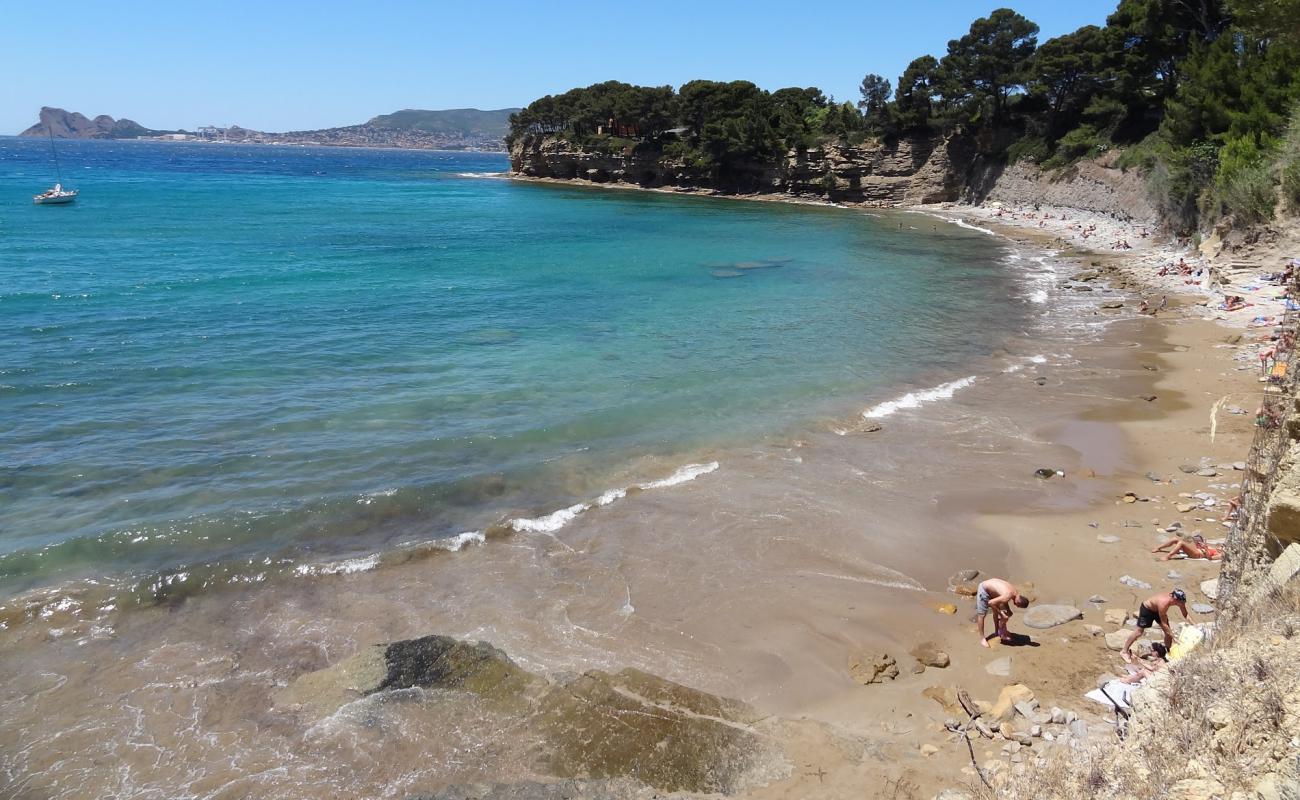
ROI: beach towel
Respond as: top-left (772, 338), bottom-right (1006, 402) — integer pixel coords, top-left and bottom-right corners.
top-left (1169, 625), bottom-right (1205, 662)
top-left (1086, 680), bottom-right (1136, 709)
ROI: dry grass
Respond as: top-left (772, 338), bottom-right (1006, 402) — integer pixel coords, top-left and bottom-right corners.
top-left (992, 585), bottom-right (1300, 799)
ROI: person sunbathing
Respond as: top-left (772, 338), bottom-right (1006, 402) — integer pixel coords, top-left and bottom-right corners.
top-left (1118, 642), bottom-right (1168, 684)
top-left (1152, 534), bottom-right (1221, 561)
top-left (1223, 296), bottom-right (1249, 312)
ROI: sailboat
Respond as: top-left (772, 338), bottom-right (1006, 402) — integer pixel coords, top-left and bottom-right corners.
top-left (33, 129), bottom-right (78, 205)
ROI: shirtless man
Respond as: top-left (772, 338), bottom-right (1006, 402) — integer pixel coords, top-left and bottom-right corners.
top-left (975, 577), bottom-right (1030, 647)
top-left (1121, 589), bottom-right (1188, 663)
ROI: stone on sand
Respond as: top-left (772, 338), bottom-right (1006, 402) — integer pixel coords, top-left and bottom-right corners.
top-left (1105, 630), bottom-right (1134, 651)
top-left (850, 652), bottom-right (899, 685)
top-left (910, 642), bottom-right (951, 669)
top-left (949, 569), bottom-right (979, 584)
top-left (989, 684), bottom-right (1034, 724)
top-left (1191, 603), bottom-right (1215, 614)
top-left (1096, 535), bottom-right (1121, 543)
top-left (1104, 608), bottom-right (1130, 625)
top-left (1201, 579), bottom-right (1219, 600)
top-left (922, 686), bottom-right (963, 716)
top-left (935, 603), bottom-right (958, 615)
top-left (1120, 575), bottom-right (1152, 589)
top-left (1022, 604), bottom-right (1083, 629)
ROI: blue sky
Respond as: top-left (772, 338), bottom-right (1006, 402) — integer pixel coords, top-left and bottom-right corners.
top-left (4, 1), bottom-right (1116, 134)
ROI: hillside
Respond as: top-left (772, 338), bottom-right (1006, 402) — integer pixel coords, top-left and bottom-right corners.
top-left (365, 108), bottom-right (517, 137)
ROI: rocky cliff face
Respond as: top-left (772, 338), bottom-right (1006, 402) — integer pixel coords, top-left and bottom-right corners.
top-left (20, 107), bottom-right (158, 139)
top-left (509, 134), bottom-right (975, 205)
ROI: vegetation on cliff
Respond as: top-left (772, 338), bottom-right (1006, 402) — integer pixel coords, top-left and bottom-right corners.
top-left (509, 0), bottom-right (1300, 231)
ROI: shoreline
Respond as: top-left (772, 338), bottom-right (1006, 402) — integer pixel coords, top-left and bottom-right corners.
top-left (1, 180), bottom-right (1283, 797)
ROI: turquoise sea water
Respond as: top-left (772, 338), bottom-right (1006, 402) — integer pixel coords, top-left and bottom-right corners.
top-left (0, 138), bottom-right (1025, 599)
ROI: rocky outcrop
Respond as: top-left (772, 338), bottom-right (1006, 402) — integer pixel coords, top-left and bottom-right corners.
top-left (509, 134), bottom-right (974, 205)
top-left (19, 106), bottom-right (162, 139)
top-left (276, 634), bottom-right (775, 795)
top-left (975, 152), bottom-right (1159, 225)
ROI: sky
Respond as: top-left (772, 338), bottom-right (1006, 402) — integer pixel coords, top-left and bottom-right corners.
top-left (3, 1), bottom-right (1117, 134)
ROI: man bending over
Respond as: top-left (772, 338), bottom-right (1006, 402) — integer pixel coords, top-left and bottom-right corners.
top-left (1121, 589), bottom-right (1189, 663)
top-left (975, 577), bottom-right (1030, 647)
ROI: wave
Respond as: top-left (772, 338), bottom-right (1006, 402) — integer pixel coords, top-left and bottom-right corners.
top-left (456, 171), bottom-right (507, 179)
top-left (953, 219), bottom-right (997, 236)
top-left (863, 376), bottom-right (978, 419)
top-left (506, 461), bottom-right (720, 535)
top-left (293, 554), bottom-right (380, 577)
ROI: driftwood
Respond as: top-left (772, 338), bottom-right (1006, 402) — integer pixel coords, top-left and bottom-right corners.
top-left (956, 689), bottom-right (994, 790)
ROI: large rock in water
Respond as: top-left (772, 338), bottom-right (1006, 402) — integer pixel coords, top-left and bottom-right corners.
top-left (1021, 605), bottom-right (1084, 629)
top-left (276, 634), bottom-right (771, 794)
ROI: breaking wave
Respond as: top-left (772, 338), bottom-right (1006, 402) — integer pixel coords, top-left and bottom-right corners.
top-left (863, 376), bottom-right (978, 419)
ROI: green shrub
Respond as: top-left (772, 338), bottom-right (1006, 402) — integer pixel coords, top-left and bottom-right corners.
top-left (1282, 106), bottom-right (1300, 211)
top-left (1006, 135), bottom-right (1050, 164)
top-left (1209, 134), bottom-right (1277, 225)
top-left (1042, 125), bottom-right (1107, 169)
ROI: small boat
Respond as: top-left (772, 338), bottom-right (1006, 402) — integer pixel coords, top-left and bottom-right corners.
top-left (34, 183), bottom-right (78, 205)
top-left (34, 129), bottom-right (77, 205)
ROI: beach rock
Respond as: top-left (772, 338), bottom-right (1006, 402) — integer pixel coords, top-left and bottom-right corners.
top-left (910, 642), bottom-right (951, 668)
top-left (919, 743), bottom-right (939, 757)
top-left (850, 653), bottom-right (898, 685)
top-left (1232, 461), bottom-right (1246, 470)
top-left (922, 686), bottom-right (963, 716)
top-left (951, 581), bottom-right (979, 597)
top-left (1034, 376), bottom-right (1048, 386)
top-left (1096, 535), bottom-right (1121, 543)
top-left (1087, 595), bottom-right (1107, 604)
top-left (1071, 270), bottom-right (1100, 282)
top-left (1179, 464), bottom-right (1199, 474)
top-left (1049, 707), bottom-right (1066, 725)
top-left (933, 791), bottom-right (974, 800)
top-left (935, 603), bottom-right (958, 615)
top-left (1122, 492), bottom-right (1138, 503)
top-left (1101, 300), bottom-right (1124, 309)
top-left (1105, 630), bottom-right (1134, 651)
top-left (949, 569), bottom-right (979, 584)
top-left (859, 422), bottom-right (883, 433)
top-left (1201, 579), bottom-right (1220, 600)
top-left (1177, 503), bottom-right (1197, 513)
top-left (1146, 471), bottom-right (1164, 482)
top-left (990, 684), bottom-right (1034, 724)
top-left (1119, 575), bottom-right (1152, 590)
top-left (1139, 394), bottom-right (1157, 402)
top-left (1196, 468), bottom-right (1218, 477)
top-left (1192, 603), bottom-right (1215, 614)
top-left (1104, 609), bottom-right (1130, 625)
top-left (985, 657), bottom-right (1013, 678)
top-left (1034, 468), bottom-right (1059, 479)
top-left (1022, 605), bottom-right (1083, 629)
top-left (1083, 624), bottom-right (1104, 636)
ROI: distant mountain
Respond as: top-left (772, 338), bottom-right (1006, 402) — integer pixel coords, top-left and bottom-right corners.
top-left (364, 108), bottom-right (518, 138)
top-left (20, 106), bottom-right (174, 139)
top-left (18, 106), bottom-right (521, 151)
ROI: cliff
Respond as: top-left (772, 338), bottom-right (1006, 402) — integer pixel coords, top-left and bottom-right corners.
top-left (20, 106), bottom-right (165, 139)
top-left (510, 133), bottom-right (976, 205)
top-left (510, 133), bottom-right (1160, 223)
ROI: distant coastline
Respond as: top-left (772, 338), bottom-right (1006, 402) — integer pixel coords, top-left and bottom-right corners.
top-left (19, 106), bottom-right (517, 152)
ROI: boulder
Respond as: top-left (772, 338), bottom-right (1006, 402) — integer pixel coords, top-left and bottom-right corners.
top-left (1022, 604), bottom-right (1083, 629)
top-left (951, 581), bottom-right (979, 597)
top-left (1201, 578), bottom-right (1220, 600)
top-left (850, 652), bottom-right (899, 685)
top-left (1105, 629), bottom-right (1134, 651)
top-left (949, 569), bottom-right (980, 584)
top-left (1196, 468), bottom-right (1218, 477)
top-left (989, 684), bottom-right (1034, 724)
top-left (922, 686), bottom-right (963, 716)
top-left (1104, 609), bottom-right (1130, 625)
top-left (910, 642), bottom-right (951, 668)
top-left (1083, 624), bottom-right (1104, 636)
top-left (1101, 300), bottom-right (1124, 309)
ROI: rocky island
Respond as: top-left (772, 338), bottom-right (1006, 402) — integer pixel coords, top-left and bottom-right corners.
top-left (20, 105), bottom-right (519, 151)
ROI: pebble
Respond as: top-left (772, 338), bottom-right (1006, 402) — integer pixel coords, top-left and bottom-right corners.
top-left (1179, 464), bottom-right (1198, 474)
top-left (1197, 468), bottom-right (1218, 477)
top-left (1087, 595), bottom-right (1106, 604)
top-left (1119, 575), bottom-right (1152, 589)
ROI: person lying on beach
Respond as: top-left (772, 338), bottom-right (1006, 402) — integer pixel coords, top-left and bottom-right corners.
top-left (975, 577), bottom-right (1030, 648)
top-left (1223, 296), bottom-right (1249, 312)
top-left (1122, 589), bottom-right (1188, 663)
top-left (1118, 642), bottom-right (1168, 684)
top-left (1151, 534), bottom-right (1221, 561)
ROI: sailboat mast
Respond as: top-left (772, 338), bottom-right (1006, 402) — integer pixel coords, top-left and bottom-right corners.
top-left (47, 128), bottom-right (65, 185)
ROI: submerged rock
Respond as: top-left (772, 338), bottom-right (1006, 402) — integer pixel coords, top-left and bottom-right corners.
top-left (850, 652), bottom-right (899, 685)
top-left (278, 634), bottom-right (772, 794)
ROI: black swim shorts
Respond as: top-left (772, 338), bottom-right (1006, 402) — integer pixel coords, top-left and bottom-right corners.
top-left (1136, 603), bottom-right (1158, 629)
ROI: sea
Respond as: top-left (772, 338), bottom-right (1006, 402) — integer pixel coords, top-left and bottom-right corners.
top-left (0, 138), bottom-right (1136, 798)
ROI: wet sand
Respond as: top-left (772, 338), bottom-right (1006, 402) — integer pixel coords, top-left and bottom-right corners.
top-left (0, 209), bottom-right (1268, 799)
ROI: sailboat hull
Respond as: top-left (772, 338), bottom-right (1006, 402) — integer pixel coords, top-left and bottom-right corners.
top-left (34, 191), bottom-right (77, 205)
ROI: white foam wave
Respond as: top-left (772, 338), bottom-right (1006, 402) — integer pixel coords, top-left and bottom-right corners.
top-left (294, 554), bottom-right (380, 577)
top-left (1030, 355), bottom-right (1047, 364)
top-left (640, 461), bottom-right (719, 489)
top-left (1029, 289), bottom-right (1049, 303)
top-left (954, 219), bottom-right (996, 236)
top-left (456, 171), bottom-right (507, 179)
top-left (436, 530), bottom-right (486, 551)
top-left (509, 502), bottom-right (590, 533)
top-left (863, 376), bottom-right (977, 419)
top-left (507, 462), bottom-right (719, 536)
top-left (796, 569), bottom-right (925, 592)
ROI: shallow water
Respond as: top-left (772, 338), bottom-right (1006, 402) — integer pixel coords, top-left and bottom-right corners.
top-left (2, 138), bottom-right (1023, 600)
